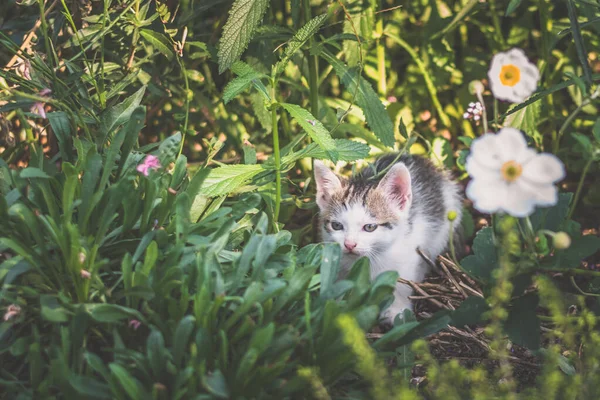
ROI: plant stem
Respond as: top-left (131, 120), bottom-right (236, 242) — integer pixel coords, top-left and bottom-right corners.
top-left (385, 32), bottom-right (451, 127)
top-left (567, 157), bottom-right (593, 219)
top-left (554, 98), bottom-right (590, 153)
top-left (493, 98), bottom-right (499, 130)
top-left (271, 104), bottom-right (281, 231)
top-left (177, 54), bottom-right (191, 159)
top-left (488, 0), bottom-right (506, 49)
top-left (375, 11), bottom-right (386, 97)
top-left (304, 0), bottom-right (319, 119)
top-left (475, 89), bottom-right (488, 134)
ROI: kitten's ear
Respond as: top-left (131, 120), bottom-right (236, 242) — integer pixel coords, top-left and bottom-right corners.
top-left (314, 160), bottom-right (342, 209)
top-left (377, 163), bottom-right (412, 212)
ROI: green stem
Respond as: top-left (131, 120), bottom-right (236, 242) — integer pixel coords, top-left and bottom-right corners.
top-left (385, 32), bottom-right (451, 127)
top-left (488, 0), bottom-right (506, 49)
top-left (553, 98), bottom-right (590, 154)
top-left (177, 56), bottom-right (191, 158)
top-left (304, 0), bottom-right (319, 119)
top-left (272, 105), bottom-right (281, 230)
top-left (493, 98), bottom-right (499, 130)
top-left (375, 12), bottom-right (386, 96)
top-left (475, 89), bottom-right (488, 134)
top-left (567, 157), bottom-right (593, 220)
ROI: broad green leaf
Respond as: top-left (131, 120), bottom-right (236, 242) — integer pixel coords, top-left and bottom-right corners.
top-left (223, 62), bottom-right (266, 104)
top-left (86, 304), bottom-right (144, 323)
top-left (460, 227), bottom-right (498, 281)
top-left (20, 167), bottom-right (50, 179)
top-left (320, 243), bottom-right (342, 299)
top-left (140, 29), bottom-right (175, 61)
top-left (157, 131), bottom-right (182, 166)
top-left (281, 103), bottom-right (338, 162)
top-left (47, 111), bottom-right (73, 161)
top-left (201, 164), bottom-right (265, 197)
top-left (289, 139), bottom-right (370, 163)
top-left (109, 364), bottom-right (145, 400)
top-left (70, 375), bottom-right (112, 399)
top-left (593, 118), bottom-right (600, 142)
top-left (218, 0), bottom-right (270, 73)
top-left (147, 330), bottom-right (166, 378)
top-left (40, 295), bottom-right (70, 322)
top-left (529, 193), bottom-right (572, 232)
top-left (202, 370), bottom-right (229, 398)
top-left (504, 294), bottom-right (540, 350)
top-left (451, 296), bottom-right (489, 327)
top-left (503, 101), bottom-right (542, 146)
top-left (318, 50), bottom-right (395, 147)
top-left (274, 13), bottom-right (328, 76)
top-left (100, 86), bottom-right (146, 139)
top-left (173, 316), bottom-right (196, 367)
top-left (117, 106), bottom-right (146, 178)
top-left (557, 234), bottom-right (600, 268)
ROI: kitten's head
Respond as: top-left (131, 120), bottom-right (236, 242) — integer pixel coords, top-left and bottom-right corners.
top-left (314, 160), bottom-right (413, 257)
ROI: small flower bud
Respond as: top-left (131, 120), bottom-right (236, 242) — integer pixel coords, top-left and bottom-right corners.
top-left (447, 210), bottom-right (457, 221)
top-left (3, 304), bottom-right (21, 321)
top-left (80, 269), bottom-right (91, 279)
top-left (168, 187), bottom-right (177, 195)
top-left (79, 252), bottom-right (86, 264)
top-left (469, 80), bottom-right (485, 95)
top-left (553, 232), bottom-right (571, 250)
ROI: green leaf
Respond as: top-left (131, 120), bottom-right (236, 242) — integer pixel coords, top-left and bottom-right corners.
top-left (47, 111), bottom-right (73, 161)
top-left (274, 13), bottom-right (328, 76)
top-left (70, 375), bottom-right (112, 399)
top-left (503, 100), bottom-right (542, 145)
top-left (109, 363), bottom-right (145, 400)
top-left (529, 193), bottom-right (572, 232)
top-left (223, 62), bottom-right (265, 104)
top-left (460, 227), bottom-right (498, 281)
top-left (218, 0), bottom-right (270, 73)
top-left (202, 370), bottom-right (229, 398)
top-left (557, 234), bottom-right (600, 268)
top-left (451, 296), bottom-right (489, 326)
top-left (147, 330), bottom-right (166, 378)
top-left (101, 86), bottom-right (146, 138)
top-left (593, 118), bottom-right (600, 142)
top-left (320, 243), bottom-right (342, 299)
top-left (504, 294), bottom-right (540, 350)
top-left (281, 103), bottom-right (338, 162)
top-left (567, 0), bottom-right (593, 86)
top-left (40, 295), bottom-right (70, 323)
top-left (290, 139), bottom-right (370, 163)
top-left (86, 304), bottom-right (144, 323)
top-left (318, 50), bottom-right (395, 147)
top-left (157, 132), bottom-right (182, 166)
top-left (201, 164), bottom-right (265, 197)
top-left (572, 132), bottom-right (594, 156)
top-left (505, 0), bottom-right (524, 15)
top-left (173, 316), bottom-right (196, 367)
top-left (20, 167), bottom-right (50, 179)
top-left (140, 29), bottom-right (175, 61)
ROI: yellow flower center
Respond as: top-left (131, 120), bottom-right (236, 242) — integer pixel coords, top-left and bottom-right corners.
top-left (499, 64), bottom-right (521, 87)
top-left (501, 160), bottom-right (523, 182)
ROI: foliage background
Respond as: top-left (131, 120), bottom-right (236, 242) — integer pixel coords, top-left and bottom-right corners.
top-left (1, 0), bottom-right (600, 398)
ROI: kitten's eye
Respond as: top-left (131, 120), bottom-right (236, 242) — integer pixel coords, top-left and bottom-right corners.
top-left (331, 221), bottom-right (344, 231)
top-left (363, 223), bottom-right (378, 232)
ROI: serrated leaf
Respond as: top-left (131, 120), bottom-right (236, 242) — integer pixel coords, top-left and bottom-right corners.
top-left (503, 100), bottom-right (542, 145)
top-left (286, 139), bottom-right (369, 164)
top-left (529, 193), bottom-right (572, 232)
top-left (280, 103), bottom-right (338, 162)
top-left (201, 164), bottom-right (265, 197)
top-left (218, 0), bottom-right (270, 74)
top-left (274, 13), bottom-right (328, 76)
top-left (318, 50), bottom-right (395, 147)
top-left (140, 29), bottom-right (175, 61)
top-left (223, 62), bottom-right (265, 104)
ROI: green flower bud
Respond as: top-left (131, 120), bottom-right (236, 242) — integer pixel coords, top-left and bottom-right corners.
top-left (553, 232), bottom-right (571, 250)
top-left (447, 210), bottom-right (457, 221)
top-left (469, 80), bottom-right (485, 95)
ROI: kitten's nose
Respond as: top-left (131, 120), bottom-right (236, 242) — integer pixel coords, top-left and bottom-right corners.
top-left (344, 240), bottom-right (357, 251)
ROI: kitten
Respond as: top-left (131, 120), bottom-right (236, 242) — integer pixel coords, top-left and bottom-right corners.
top-left (314, 153), bottom-right (463, 326)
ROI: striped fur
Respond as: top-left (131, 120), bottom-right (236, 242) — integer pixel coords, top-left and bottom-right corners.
top-left (314, 153), bottom-right (463, 326)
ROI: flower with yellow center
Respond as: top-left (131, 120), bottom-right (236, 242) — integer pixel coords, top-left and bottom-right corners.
top-left (488, 49), bottom-right (540, 103)
top-left (466, 127), bottom-right (565, 217)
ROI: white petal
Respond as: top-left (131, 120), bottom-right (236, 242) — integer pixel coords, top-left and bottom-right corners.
top-left (516, 179), bottom-right (558, 207)
top-left (495, 128), bottom-right (531, 163)
top-left (491, 82), bottom-right (519, 102)
top-left (469, 133), bottom-right (504, 169)
top-left (506, 48), bottom-right (529, 65)
top-left (466, 155), bottom-right (501, 180)
top-left (466, 178), bottom-right (507, 214)
top-left (502, 183), bottom-right (536, 217)
top-left (521, 153), bottom-right (566, 184)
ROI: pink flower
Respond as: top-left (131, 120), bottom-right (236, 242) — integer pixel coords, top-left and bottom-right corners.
top-left (17, 59), bottom-right (31, 80)
top-left (129, 319), bottom-right (141, 330)
top-left (30, 88), bottom-right (52, 119)
top-left (136, 155), bottom-right (161, 176)
top-left (3, 304), bottom-right (21, 321)
top-left (80, 269), bottom-right (91, 279)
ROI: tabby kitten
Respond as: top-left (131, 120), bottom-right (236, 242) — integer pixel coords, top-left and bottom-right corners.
top-left (314, 154), bottom-right (463, 325)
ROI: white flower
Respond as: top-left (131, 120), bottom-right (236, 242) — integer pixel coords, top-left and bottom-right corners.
top-left (488, 48), bottom-right (540, 103)
top-left (466, 127), bottom-right (565, 217)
